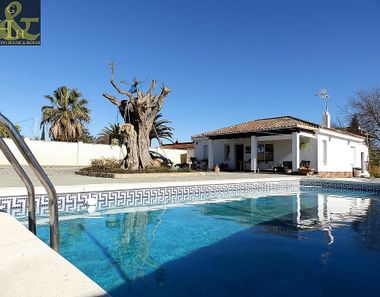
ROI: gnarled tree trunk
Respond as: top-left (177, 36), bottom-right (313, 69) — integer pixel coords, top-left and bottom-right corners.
top-left (103, 64), bottom-right (171, 170)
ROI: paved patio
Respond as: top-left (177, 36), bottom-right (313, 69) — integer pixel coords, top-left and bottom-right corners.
top-left (0, 166), bottom-right (288, 188)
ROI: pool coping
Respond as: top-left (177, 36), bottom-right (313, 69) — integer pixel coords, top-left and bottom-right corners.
top-left (0, 212), bottom-right (109, 297)
top-left (2, 176), bottom-right (380, 219)
top-left (0, 176), bottom-right (301, 197)
top-left (0, 177), bottom-right (301, 219)
top-left (300, 178), bottom-right (380, 192)
top-left (1, 176), bottom-right (380, 198)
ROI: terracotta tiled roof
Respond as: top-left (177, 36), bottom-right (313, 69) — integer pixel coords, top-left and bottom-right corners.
top-left (161, 141), bottom-right (194, 149)
top-left (192, 116), bottom-right (319, 138)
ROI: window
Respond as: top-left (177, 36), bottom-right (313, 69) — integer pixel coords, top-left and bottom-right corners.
top-left (203, 145), bottom-right (208, 159)
top-left (322, 140), bottom-right (327, 164)
top-left (351, 146), bottom-right (356, 166)
top-left (245, 146), bottom-right (251, 154)
top-left (224, 144), bottom-right (230, 161)
top-left (257, 144), bottom-right (274, 162)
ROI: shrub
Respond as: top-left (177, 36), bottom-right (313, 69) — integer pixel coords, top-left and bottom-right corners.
top-left (77, 157), bottom-right (192, 175)
top-left (78, 158), bottom-right (125, 174)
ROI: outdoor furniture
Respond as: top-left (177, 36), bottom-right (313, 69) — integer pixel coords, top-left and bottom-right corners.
top-left (282, 161), bottom-right (293, 174)
top-left (274, 162), bottom-right (285, 173)
top-left (298, 160), bottom-right (315, 175)
top-left (236, 160), bottom-right (251, 171)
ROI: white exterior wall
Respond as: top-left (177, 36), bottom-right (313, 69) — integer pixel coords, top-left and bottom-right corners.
top-left (316, 130), bottom-right (368, 172)
top-left (194, 138), bottom-right (251, 170)
top-left (194, 138), bottom-right (209, 160)
top-left (272, 139), bottom-right (292, 164)
top-left (194, 129), bottom-right (368, 174)
top-left (299, 137), bottom-right (317, 169)
top-left (195, 137), bottom-right (294, 170)
top-left (0, 138), bottom-right (187, 166)
top-left (212, 138), bottom-right (250, 170)
top-left (255, 139), bottom-right (293, 170)
top-left (150, 147), bottom-right (187, 165)
top-left (187, 148), bottom-right (195, 160)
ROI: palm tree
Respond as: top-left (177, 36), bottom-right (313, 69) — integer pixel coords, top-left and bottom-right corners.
top-left (97, 123), bottom-right (122, 145)
top-left (150, 113), bottom-right (174, 144)
top-left (78, 128), bottom-right (96, 143)
top-left (40, 86), bottom-right (91, 142)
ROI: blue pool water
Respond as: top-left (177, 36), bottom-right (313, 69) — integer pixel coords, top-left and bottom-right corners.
top-left (36, 189), bottom-right (380, 297)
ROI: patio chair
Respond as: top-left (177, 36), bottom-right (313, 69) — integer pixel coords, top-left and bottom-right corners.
top-left (282, 161), bottom-right (292, 173)
top-left (298, 160), bottom-right (315, 175)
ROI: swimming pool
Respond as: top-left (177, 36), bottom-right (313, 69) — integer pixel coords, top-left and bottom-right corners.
top-left (34, 188), bottom-right (380, 297)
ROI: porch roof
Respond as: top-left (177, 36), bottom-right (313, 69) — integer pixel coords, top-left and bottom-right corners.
top-left (192, 116), bottom-right (319, 139)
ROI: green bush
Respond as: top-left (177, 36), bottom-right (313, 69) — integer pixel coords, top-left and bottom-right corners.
top-left (77, 158), bottom-right (192, 175)
top-left (79, 158), bottom-right (125, 174)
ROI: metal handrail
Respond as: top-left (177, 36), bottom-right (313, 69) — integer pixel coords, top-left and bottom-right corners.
top-left (0, 113), bottom-right (59, 252)
top-left (0, 138), bottom-right (36, 234)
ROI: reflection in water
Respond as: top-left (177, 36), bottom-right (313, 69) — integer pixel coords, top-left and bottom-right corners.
top-left (105, 211), bottom-right (162, 280)
top-left (200, 192), bottom-right (379, 273)
top-left (37, 190), bottom-right (380, 297)
top-left (200, 192), bottom-right (376, 248)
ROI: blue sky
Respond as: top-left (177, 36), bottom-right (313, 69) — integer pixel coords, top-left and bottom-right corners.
top-left (1, 0), bottom-right (380, 142)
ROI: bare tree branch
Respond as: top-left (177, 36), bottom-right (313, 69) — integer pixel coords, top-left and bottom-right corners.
top-left (152, 86), bottom-right (171, 114)
top-left (146, 80), bottom-right (157, 97)
top-left (103, 63), bottom-right (171, 170)
top-left (345, 88), bottom-right (380, 147)
top-left (109, 63), bottom-right (135, 101)
top-left (102, 93), bottom-right (121, 107)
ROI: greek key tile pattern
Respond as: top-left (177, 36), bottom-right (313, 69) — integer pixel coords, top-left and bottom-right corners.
top-left (0, 180), bottom-right (300, 219)
top-left (301, 179), bottom-right (380, 194)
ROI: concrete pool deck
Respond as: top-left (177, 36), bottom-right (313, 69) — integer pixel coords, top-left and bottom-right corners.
top-left (0, 165), bottom-right (378, 188)
top-left (0, 212), bottom-right (109, 297)
top-left (0, 166), bottom-right (287, 187)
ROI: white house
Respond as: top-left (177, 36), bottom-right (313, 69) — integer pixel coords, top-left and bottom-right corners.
top-left (192, 113), bottom-right (369, 177)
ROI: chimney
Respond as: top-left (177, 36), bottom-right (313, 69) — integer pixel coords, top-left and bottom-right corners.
top-left (322, 111), bottom-right (331, 128)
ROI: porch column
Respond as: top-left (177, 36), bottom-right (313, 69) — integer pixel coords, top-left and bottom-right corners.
top-left (292, 132), bottom-right (300, 172)
top-left (208, 139), bottom-right (214, 170)
top-left (250, 136), bottom-right (257, 172)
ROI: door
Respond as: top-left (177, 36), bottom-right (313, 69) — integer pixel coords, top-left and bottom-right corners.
top-left (235, 144), bottom-right (244, 171)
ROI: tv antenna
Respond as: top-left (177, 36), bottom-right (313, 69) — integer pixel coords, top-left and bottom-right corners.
top-left (315, 89), bottom-right (329, 112)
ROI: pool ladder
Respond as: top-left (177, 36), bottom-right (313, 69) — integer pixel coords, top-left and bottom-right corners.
top-left (0, 113), bottom-right (59, 252)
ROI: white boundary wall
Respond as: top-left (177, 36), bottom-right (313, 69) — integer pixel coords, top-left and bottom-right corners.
top-left (0, 138), bottom-right (126, 166)
top-left (149, 147), bottom-right (187, 164)
top-left (0, 138), bottom-right (186, 166)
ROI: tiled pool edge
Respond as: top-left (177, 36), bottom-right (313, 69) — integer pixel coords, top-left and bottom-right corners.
top-left (301, 178), bottom-right (380, 193)
top-left (0, 178), bottom-right (300, 218)
top-left (2, 177), bottom-right (380, 219)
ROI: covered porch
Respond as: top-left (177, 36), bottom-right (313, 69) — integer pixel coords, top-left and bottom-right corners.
top-left (207, 132), bottom-right (317, 173)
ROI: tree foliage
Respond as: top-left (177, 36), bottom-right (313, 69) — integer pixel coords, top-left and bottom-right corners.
top-left (97, 113), bottom-right (174, 146)
top-left (347, 113), bottom-right (361, 134)
top-left (77, 128), bottom-right (96, 143)
top-left (97, 123), bottom-right (123, 145)
top-left (345, 88), bottom-right (380, 147)
top-left (0, 124), bottom-right (21, 138)
top-left (40, 86), bottom-right (91, 142)
top-left (149, 113), bottom-right (174, 144)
